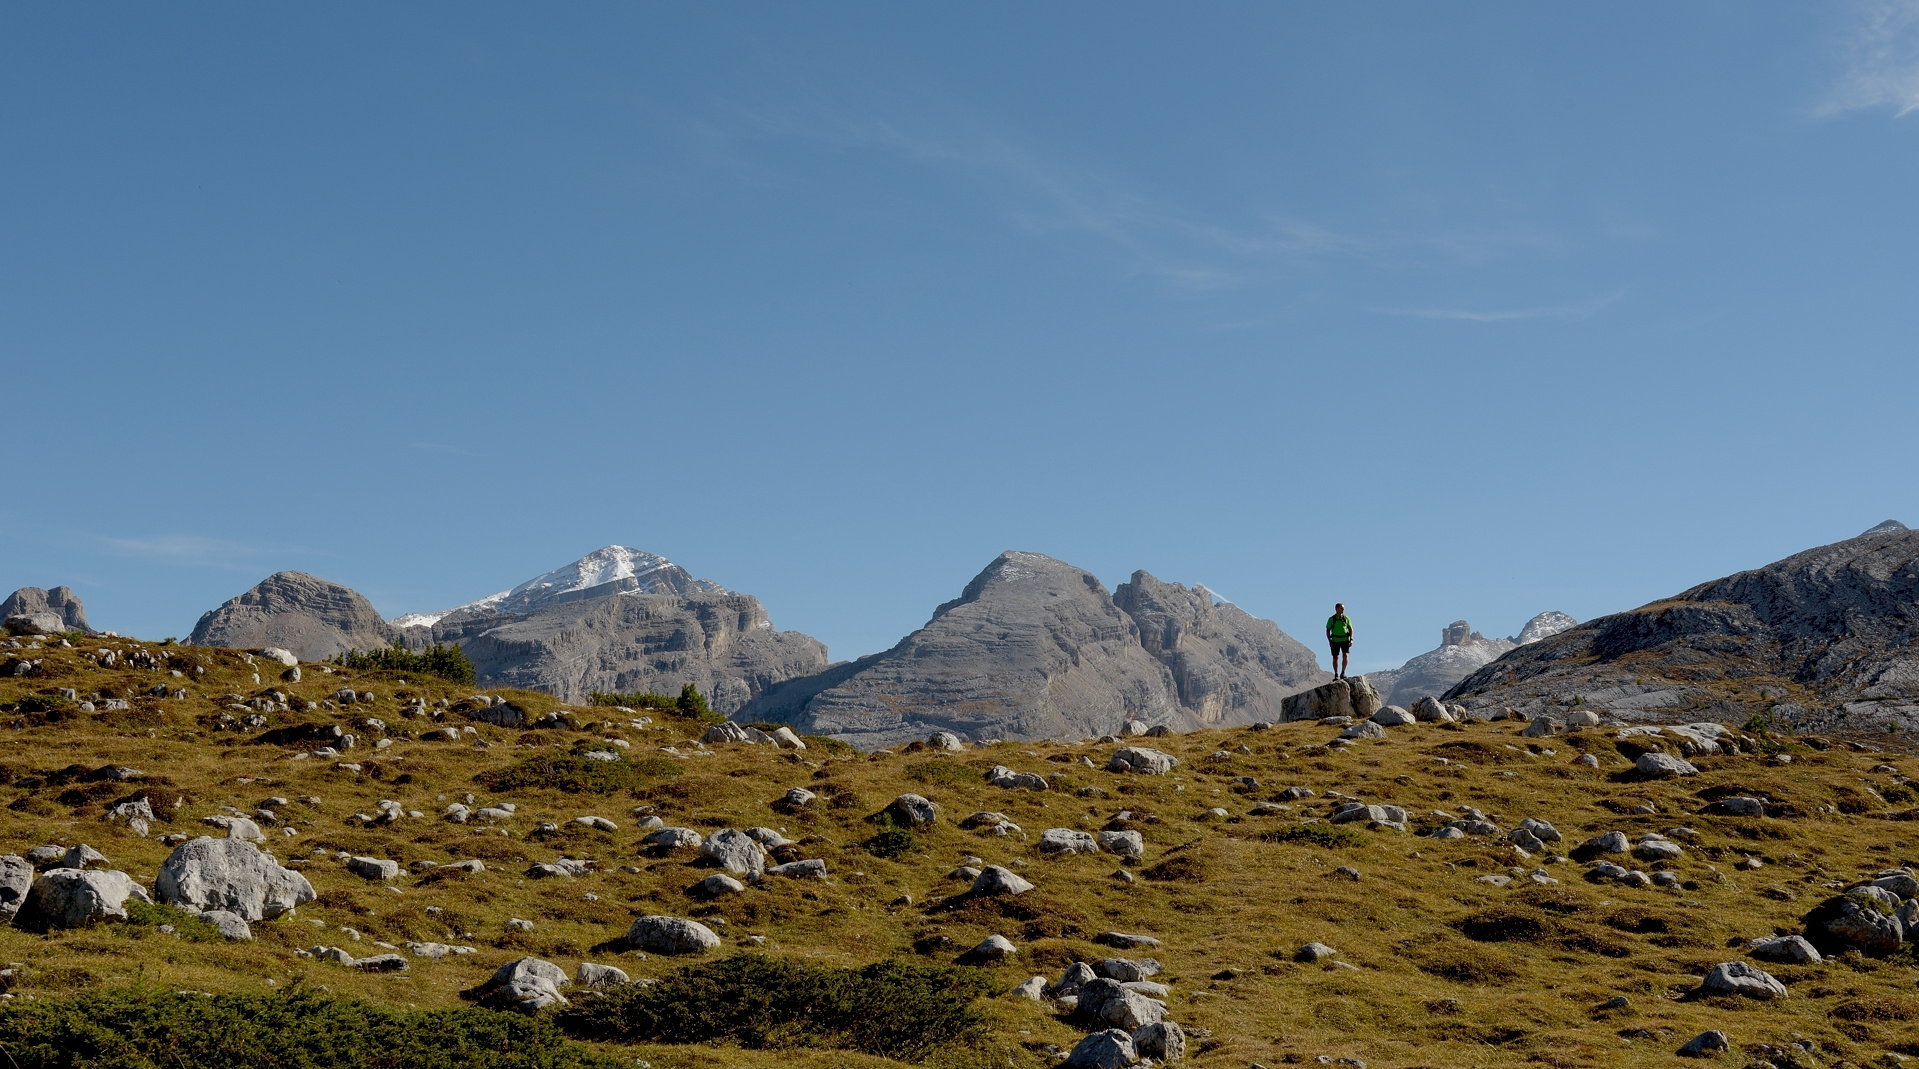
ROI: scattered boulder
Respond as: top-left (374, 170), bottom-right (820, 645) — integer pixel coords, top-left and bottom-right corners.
top-left (471, 957), bottom-right (570, 1014)
top-left (986, 765), bottom-right (1050, 791)
top-left (1108, 747), bottom-right (1179, 775)
top-left (1097, 830), bottom-right (1145, 861)
top-left (971, 865), bottom-right (1035, 896)
top-left (576, 962), bottom-right (629, 988)
top-left (1295, 942), bottom-right (1338, 962)
top-left (928, 731), bottom-right (964, 751)
top-left (154, 837), bottom-right (317, 921)
top-left (1747, 935), bottom-right (1821, 965)
top-left (645, 827), bottom-right (703, 849)
top-left (353, 954), bottom-right (409, 973)
top-left (1804, 893), bottom-right (1907, 957)
top-left (1520, 716), bottom-right (1563, 739)
top-left (61, 845), bottom-right (109, 871)
top-left (1011, 975), bottom-right (1048, 1000)
top-left (346, 857), bottom-right (400, 881)
top-left (11, 868), bottom-right (152, 932)
top-left (1039, 829), bottom-right (1101, 856)
top-left (1280, 676), bottom-right (1382, 722)
top-left (1062, 1029), bottom-right (1137, 1069)
top-left (1132, 1020), bottom-right (1185, 1062)
top-left (700, 828), bottom-right (767, 880)
top-left (696, 874), bottom-right (746, 897)
top-left (1408, 696), bottom-right (1454, 723)
top-left (1075, 977), bottom-right (1166, 1031)
top-left (1339, 720), bottom-right (1387, 741)
top-left (1636, 753), bottom-right (1699, 778)
top-left (1371, 706), bottom-right (1416, 726)
top-left (966, 934), bottom-right (1017, 962)
top-left (1699, 960), bottom-right (1786, 999)
top-left (0, 855), bottom-right (32, 918)
top-left (883, 794), bottom-right (939, 827)
top-left (200, 816), bottom-right (267, 843)
top-left (767, 859), bottom-right (828, 879)
top-left (201, 909), bottom-right (252, 940)
top-left (1678, 1031), bottom-right (1730, 1058)
top-left (1702, 796), bottom-right (1764, 817)
top-left (627, 915), bottom-right (720, 955)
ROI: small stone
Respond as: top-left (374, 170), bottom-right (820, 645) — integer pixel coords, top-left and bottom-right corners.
top-left (1699, 960), bottom-right (1787, 999)
top-left (1677, 1030), bottom-right (1730, 1058)
top-left (1295, 942), bottom-right (1338, 962)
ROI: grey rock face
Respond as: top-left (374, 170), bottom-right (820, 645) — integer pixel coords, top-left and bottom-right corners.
top-left (401, 548), bottom-right (826, 712)
top-left (201, 909), bottom-right (253, 940)
top-left (1636, 753), bottom-right (1699, 778)
top-left (155, 837), bottom-right (316, 922)
top-left (472, 957), bottom-right (570, 1014)
top-left (1097, 830), bottom-right (1145, 861)
top-left (4, 612), bottom-right (65, 636)
top-left (971, 865), bottom-right (1035, 896)
top-left (1678, 1031), bottom-right (1730, 1058)
top-left (191, 572), bottom-right (402, 662)
top-left (576, 962), bottom-right (629, 988)
top-left (1075, 978), bottom-right (1165, 1031)
top-left (1806, 894), bottom-right (1907, 956)
top-left (11, 868), bottom-right (152, 932)
top-left (699, 829), bottom-right (766, 880)
top-left (0, 855), bottom-right (32, 917)
top-left (0, 586), bottom-right (93, 634)
top-left (1748, 934), bottom-right (1821, 964)
top-left (346, 857), bottom-right (400, 881)
top-left (1279, 676), bottom-right (1382, 722)
top-left (1132, 1021), bottom-right (1185, 1062)
top-left (1062, 1029), bottom-right (1137, 1069)
top-left (627, 915), bottom-right (720, 954)
top-left (1113, 570), bottom-right (1326, 727)
top-left (742, 552), bottom-right (1324, 748)
top-left (883, 794), bottom-right (939, 826)
top-left (1108, 747), bottom-right (1179, 775)
top-left (1039, 829), bottom-right (1100, 856)
top-left (1448, 526), bottom-right (1919, 723)
top-left (1698, 960), bottom-right (1786, 999)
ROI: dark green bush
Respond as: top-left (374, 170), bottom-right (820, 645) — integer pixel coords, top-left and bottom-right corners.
top-left (864, 811), bottom-right (920, 859)
top-left (328, 642), bottom-right (475, 685)
top-left (1257, 823), bottom-right (1365, 848)
top-left (121, 900), bottom-right (221, 942)
top-left (475, 753), bottom-right (683, 795)
top-left (586, 683), bottom-right (723, 725)
top-left (555, 954), bottom-right (990, 1061)
top-left (0, 985), bottom-right (620, 1068)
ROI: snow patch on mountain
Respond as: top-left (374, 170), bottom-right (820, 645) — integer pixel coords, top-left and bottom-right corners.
top-left (391, 547), bottom-right (726, 627)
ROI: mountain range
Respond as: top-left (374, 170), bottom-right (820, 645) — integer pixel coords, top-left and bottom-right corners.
top-left (18, 518), bottom-right (1916, 745)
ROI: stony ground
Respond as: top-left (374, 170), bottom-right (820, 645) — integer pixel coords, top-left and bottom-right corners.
top-left (3, 635), bottom-right (1918, 1067)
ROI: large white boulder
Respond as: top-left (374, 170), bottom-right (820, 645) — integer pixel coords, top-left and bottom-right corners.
top-left (155, 836), bottom-right (316, 921)
top-left (700, 828), bottom-right (767, 879)
top-left (627, 915), bottom-right (721, 954)
top-left (1107, 747), bottom-right (1179, 775)
top-left (0, 855), bottom-right (33, 917)
top-left (11, 868), bottom-right (152, 932)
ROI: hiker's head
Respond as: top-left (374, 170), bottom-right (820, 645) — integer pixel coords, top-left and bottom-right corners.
top-left (1335, 603), bottom-right (1345, 613)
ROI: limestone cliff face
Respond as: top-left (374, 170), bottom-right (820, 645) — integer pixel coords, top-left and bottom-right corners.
top-left (1448, 522), bottom-right (1919, 730)
top-left (420, 590), bottom-right (827, 711)
top-left (189, 572), bottom-right (401, 661)
top-left (1370, 612), bottom-right (1576, 707)
top-left (1113, 571), bottom-right (1327, 726)
top-left (743, 552), bottom-right (1325, 748)
top-left (1, 586), bottom-right (94, 634)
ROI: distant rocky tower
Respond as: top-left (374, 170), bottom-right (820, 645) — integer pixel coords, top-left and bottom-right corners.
top-left (1368, 611), bottom-right (1576, 707)
top-left (1, 586), bottom-right (95, 634)
top-left (741, 551), bottom-right (1327, 748)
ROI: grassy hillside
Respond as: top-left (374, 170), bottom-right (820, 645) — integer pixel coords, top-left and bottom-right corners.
top-left (2, 635), bottom-right (1917, 1067)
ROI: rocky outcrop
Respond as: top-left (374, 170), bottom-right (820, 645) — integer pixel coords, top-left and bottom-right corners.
top-left (11, 868), bottom-right (151, 932)
top-left (1, 587), bottom-right (94, 634)
top-left (154, 837), bottom-right (316, 921)
top-left (1112, 571), bottom-right (1327, 726)
top-left (190, 572), bottom-right (402, 661)
top-left (743, 552), bottom-right (1321, 749)
top-left (1370, 613), bottom-right (1575, 707)
top-left (1448, 522), bottom-right (1919, 727)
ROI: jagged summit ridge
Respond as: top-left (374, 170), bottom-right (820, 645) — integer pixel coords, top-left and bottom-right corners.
top-left (741, 550), bottom-right (1326, 748)
top-left (393, 546), bottom-right (728, 628)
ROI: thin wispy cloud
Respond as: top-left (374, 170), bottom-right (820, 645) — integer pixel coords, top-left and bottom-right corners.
top-left (1819, 0), bottom-right (1919, 117)
top-left (98, 534), bottom-right (266, 569)
top-left (1371, 291), bottom-right (1624, 323)
top-left (731, 102), bottom-right (1561, 294)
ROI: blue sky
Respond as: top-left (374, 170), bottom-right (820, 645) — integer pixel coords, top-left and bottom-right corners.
top-left (3, 3), bottom-right (1916, 673)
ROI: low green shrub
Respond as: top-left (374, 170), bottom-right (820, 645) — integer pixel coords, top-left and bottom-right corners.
top-left (121, 900), bottom-right (221, 942)
top-left (475, 753), bottom-right (683, 795)
top-left (555, 954), bottom-right (991, 1061)
top-left (1257, 823), bottom-right (1365, 848)
top-left (0, 985), bottom-right (619, 1068)
top-left (328, 642), bottom-right (476, 685)
top-left (586, 683), bottom-right (723, 725)
top-left (864, 811), bottom-right (920, 859)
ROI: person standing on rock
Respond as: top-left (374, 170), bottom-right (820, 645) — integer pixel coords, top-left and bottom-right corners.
top-left (1326, 603), bottom-right (1354, 680)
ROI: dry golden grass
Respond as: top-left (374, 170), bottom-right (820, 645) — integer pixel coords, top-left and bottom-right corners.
top-left (3, 637), bottom-right (1918, 1066)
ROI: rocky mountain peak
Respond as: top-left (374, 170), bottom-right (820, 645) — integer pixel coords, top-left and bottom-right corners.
top-left (1514, 610), bottom-right (1578, 645)
top-left (1, 586), bottom-right (94, 635)
top-left (395, 546), bottom-right (727, 629)
top-left (1861, 519), bottom-right (1908, 537)
top-left (189, 572), bottom-right (401, 661)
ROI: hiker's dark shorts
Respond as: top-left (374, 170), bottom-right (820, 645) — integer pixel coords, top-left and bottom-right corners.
top-left (1329, 640), bottom-right (1351, 655)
